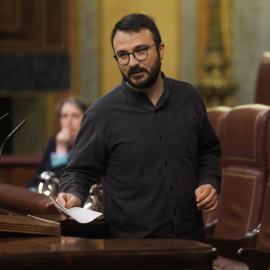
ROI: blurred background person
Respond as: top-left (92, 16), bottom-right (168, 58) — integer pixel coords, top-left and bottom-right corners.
top-left (27, 97), bottom-right (89, 191)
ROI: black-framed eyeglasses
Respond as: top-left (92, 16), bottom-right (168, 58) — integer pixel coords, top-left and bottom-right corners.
top-left (113, 43), bottom-right (157, 66)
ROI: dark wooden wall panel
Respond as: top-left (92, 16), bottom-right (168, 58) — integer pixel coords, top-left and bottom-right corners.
top-left (0, 0), bottom-right (68, 52)
top-left (0, 0), bottom-right (20, 31)
top-left (0, 0), bottom-right (71, 155)
top-left (41, 0), bottom-right (67, 51)
top-left (0, 0), bottom-right (41, 51)
top-left (0, 155), bottom-right (42, 187)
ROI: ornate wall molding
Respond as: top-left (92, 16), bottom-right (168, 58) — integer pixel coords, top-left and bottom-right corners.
top-left (196, 0), bottom-right (237, 107)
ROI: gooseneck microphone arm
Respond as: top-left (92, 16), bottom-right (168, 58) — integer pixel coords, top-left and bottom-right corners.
top-left (0, 119), bottom-right (27, 159)
top-left (0, 113), bottom-right (9, 121)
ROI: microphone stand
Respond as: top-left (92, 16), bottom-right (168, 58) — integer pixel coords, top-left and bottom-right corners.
top-left (0, 113), bottom-right (9, 121)
top-left (0, 119), bottom-right (27, 159)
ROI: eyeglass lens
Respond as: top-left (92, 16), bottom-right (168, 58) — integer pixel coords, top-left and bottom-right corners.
top-left (115, 44), bottom-right (156, 65)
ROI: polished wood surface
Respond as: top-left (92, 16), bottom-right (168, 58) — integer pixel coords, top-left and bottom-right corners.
top-left (0, 236), bottom-right (216, 270)
top-left (0, 213), bottom-right (109, 239)
top-left (0, 184), bottom-right (59, 215)
top-left (0, 181), bottom-right (216, 269)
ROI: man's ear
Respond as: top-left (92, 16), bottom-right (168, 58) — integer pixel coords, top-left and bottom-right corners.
top-left (159, 42), bottom-right (165, 59)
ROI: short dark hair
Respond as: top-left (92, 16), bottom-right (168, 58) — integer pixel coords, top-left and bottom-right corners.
top-left (111, 13), bottom-right (162, 51)
top-left (56, 97), bottom-right (89, 120)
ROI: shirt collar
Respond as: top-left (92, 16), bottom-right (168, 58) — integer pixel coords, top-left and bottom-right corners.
top-left (121, 71), bottom-right (169, 106)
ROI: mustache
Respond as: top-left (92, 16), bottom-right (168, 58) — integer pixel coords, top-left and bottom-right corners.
top-left (128, 67), bottom-right (149, 76)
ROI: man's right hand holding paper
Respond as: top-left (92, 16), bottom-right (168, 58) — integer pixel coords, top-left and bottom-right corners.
top-left (56, 193), bottom-right (81, 216)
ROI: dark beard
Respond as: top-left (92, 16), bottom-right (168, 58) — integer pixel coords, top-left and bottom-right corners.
top-left (121, 55), bottom-right (161, 89)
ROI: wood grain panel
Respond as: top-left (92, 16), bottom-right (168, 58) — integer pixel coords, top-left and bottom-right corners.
top-left (0, 0), bottom-right (41, 51)
top-left (0, 0), bottom-right (21, 32)
top-left (0, 0), bottom-right (68, 52)
top-left (41, 0), bottom-right (67, 51)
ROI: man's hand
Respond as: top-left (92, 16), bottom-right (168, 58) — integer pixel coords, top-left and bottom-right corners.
top-left (195, 184), bottom-right (218, 212)
top-left (56, 193), bottom-right (81, 216)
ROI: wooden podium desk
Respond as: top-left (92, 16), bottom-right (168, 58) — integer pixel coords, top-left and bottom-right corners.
top-left (0, 236), bottom-right (216, 270)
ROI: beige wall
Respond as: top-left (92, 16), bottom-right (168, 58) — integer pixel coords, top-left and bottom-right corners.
top-left (98, 0), bottom-right (181, 95)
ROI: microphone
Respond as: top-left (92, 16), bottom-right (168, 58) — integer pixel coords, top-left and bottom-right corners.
top-left (0, 113), bottom-right (9, 121)
top-left (0, 119), bottom-right (27, 159)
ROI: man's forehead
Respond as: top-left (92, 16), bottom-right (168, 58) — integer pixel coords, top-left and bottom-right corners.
top-left (113, 29), bottom-right (154, 49)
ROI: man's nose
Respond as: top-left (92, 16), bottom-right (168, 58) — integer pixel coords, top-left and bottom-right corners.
top-left (128, 54), bottom-right (140, 67)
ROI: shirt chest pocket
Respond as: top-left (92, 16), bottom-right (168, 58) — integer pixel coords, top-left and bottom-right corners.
top-left (162, 120), bottom-right (199, 159)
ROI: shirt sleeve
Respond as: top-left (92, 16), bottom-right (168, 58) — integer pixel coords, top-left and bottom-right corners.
top-left (59, 111), bottom-right (106, 206)
top-left (196, 93), bottom-right (222, 194)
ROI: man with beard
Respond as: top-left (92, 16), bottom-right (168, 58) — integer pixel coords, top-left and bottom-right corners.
top-left (57, 13), bottom-right (221, 241)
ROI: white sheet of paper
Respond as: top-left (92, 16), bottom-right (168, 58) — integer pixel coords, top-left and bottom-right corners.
top-left (49, 196), bottom-right (102, 224)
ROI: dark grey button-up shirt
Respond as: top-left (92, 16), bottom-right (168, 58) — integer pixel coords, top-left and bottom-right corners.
top-left (59, 73), bottom-right (221, 241)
